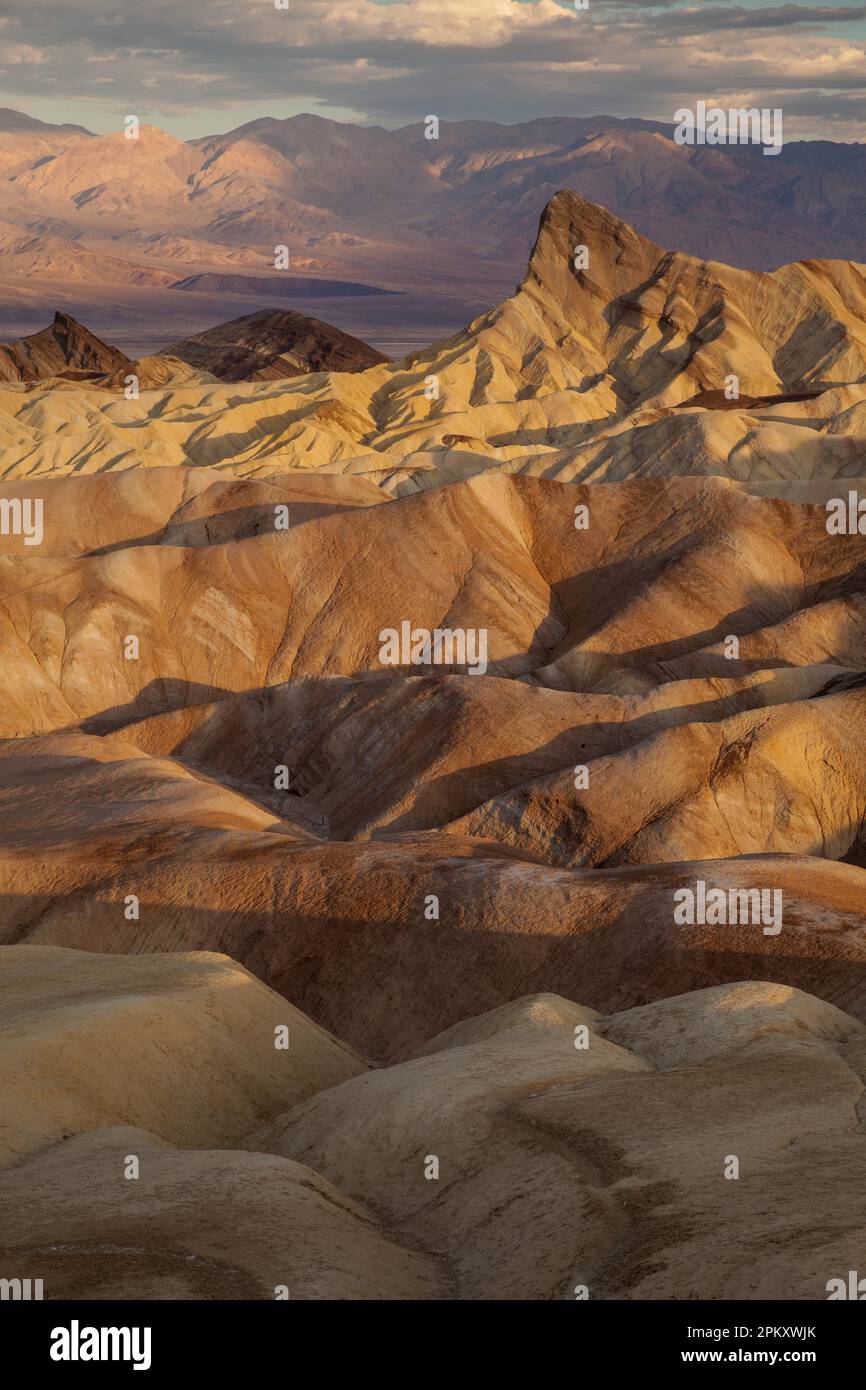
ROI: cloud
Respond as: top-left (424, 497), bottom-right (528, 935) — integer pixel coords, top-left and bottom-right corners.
top-left (0, 0), bottom-right (864, 139)
top-left (1, 44), bottom-right (48, 65)
top-left (657, 4), bottom-right (866, 34)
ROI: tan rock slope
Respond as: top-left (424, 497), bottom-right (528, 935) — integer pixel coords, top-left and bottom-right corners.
top-left (3, 955), bottom-right (866, 1300)
top-left (0, 946), bottom-right (438, 1300)
top-left (0, 469), bottom-right (864, 1056)
top-left (0, 470), bottom-right (862, 726)
top-left (248, 981), bottom-right (866, 1300)
top-left (2, 711), bottom-right (866, 1057)
top-left (0, 946), bottom-right (363, 1167)
top-left (0, 1128), bottom-right (445, 1300)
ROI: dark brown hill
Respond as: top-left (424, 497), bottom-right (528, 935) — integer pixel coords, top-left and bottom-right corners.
top-left (160, 307), bottom-right (388, 381)
top-left (0, 311), bottom-right (130, 384)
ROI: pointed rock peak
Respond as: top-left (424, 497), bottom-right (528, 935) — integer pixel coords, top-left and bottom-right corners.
top-left (535, 190), bottom-right (663, 257)
top-left (524, 190), bottom-right (666, 302)
top-left (49, 312), bottom-right (112, 347)
top-left (0, 313), bottom-right (130, 384)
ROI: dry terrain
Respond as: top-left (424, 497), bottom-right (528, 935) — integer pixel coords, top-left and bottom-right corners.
top-left (2, 191), bottom-right (865, 1300)
top-left (2, 108), bottom-right (866, 355)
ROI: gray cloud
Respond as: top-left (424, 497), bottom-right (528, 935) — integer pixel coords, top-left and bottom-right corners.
top-left (0, 0), bottom-right (863, 139)
top-left (657, 4), bottom-right (866, 32)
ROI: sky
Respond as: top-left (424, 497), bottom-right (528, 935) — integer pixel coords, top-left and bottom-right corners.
top-left (0, 0), bottom-right (865, 141)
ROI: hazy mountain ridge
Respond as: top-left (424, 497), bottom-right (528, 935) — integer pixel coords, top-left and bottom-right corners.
top-left (2, 109), bottom-right (866, 355)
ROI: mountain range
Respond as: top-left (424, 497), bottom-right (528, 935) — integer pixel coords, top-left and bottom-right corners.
top-left (0, 307), bottom-right (387, 385)
top-left (4, 189), bottom-right (866, 487)
top-left (2, 107), bottom-right (866, 357)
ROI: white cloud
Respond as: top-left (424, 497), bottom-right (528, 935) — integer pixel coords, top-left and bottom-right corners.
top-left (3, 44), bottom-right (48, 65)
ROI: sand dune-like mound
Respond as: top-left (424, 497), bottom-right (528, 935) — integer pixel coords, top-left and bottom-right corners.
top-left (86, 666), bottom-right (843, 840)
top-left (0, 466), bottom-right (384, 557)
top-left (2, 795), bottom-right (866, 1057)
top-left (237, 980), bottom-right (866, 1299)
top-left (3, 951), bottom-right (865, 1300)
top-left (60, 664), bottom-right (858, 875)
top-left (0, 472), bottom-right (862, 734)
top-left (446, 685), bottom-right (866, 868)
top-left (99, 355), bottom-right (220, 391)
top-left (0, 1127), bottom-right (442, 1300)
top-left (0, 946), bottom-right (363, 1167)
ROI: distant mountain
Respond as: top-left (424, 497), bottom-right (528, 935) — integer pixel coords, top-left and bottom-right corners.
top-left (171, 272), bottom-right (395, 298)
top-left (6, 192), bottom-right (866, 484)
top-left (161, 307), bottom-right (388, 381)
top-left (0, 303), bottom-right (387, 386)
top-left (0, 311), bottom-right (129, 384)
top-left (1, 111), bottom-right (865, 273)
top-left (2, 109), bottom-right (866, 353)
top-left (0, 108), bottom-right (92, 136)
top-left (0, 217), bottom-right (177, 288)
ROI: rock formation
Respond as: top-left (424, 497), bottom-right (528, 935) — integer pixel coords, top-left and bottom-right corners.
top-left (2, 193), bottom-right (866, 1301)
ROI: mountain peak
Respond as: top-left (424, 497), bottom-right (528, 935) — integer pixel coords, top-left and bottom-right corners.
top-left (519, 189), bottom-right (666, 327)
top-left (0, 313), bottom-right (129, 384)
top-left (528, 190), bottom-right (663, 280)
top-left (0, 107), bottom-right (92, 136)
top-left (160, 307), bottom-right (387, 382)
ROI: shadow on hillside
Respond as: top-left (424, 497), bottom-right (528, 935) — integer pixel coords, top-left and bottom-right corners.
top-left (85, 498), bottom-right (375, 556)
top-left (2, 853), bottom-right (866, 1061)
top-left (78, 679), bottom-right (234, 735)
top-left (548, 550), bottom-right (866, 678)
top-left (378, 679), bottom-right (860, 839)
